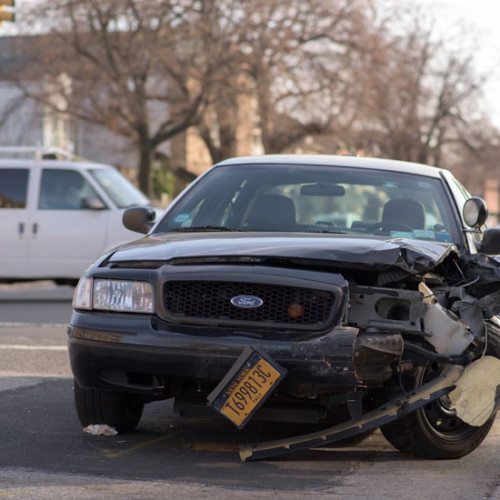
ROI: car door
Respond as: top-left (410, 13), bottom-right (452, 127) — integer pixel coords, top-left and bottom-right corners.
top-left (0, 166), bottom-right (32, 278)
top-left (29, 167), bottom-right (109, 280)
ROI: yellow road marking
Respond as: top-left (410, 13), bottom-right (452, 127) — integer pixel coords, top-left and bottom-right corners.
top-left (188, 442), bottom-right (237, 452)
top-left (101, 435), bottom-right (175, 458)
top-left (101, 434), bottom-right (238, 457)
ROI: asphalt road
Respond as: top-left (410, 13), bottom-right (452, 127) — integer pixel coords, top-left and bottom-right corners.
top-left (0, 285), bottom-right (499, 498)
top-left (0, 367), bottom-right (499, 499)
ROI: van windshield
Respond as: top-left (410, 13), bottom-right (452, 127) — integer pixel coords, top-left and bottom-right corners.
top-left (89, 168), bottom-right (149, 208)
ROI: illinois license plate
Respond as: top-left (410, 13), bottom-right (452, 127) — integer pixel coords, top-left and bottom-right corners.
top-left (207, 347), bottom-right (286, 429)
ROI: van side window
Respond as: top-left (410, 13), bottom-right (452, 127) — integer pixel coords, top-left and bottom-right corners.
top-left (0, 169), bottom-right (29, 208)
top-left (39, 169), bottom-right (101, 210)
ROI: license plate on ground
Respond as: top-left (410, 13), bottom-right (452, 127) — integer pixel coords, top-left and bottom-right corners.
top-left (207, 347), bottom-right (286, 429)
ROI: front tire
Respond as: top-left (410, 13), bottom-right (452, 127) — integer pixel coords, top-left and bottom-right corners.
top-left (74, 379), bottom-right (145, 433)
top-left (381, 363), bottom-right (497, 459)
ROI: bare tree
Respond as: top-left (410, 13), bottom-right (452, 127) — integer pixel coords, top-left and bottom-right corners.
top-left (2, 0), bottom-right (496, 194)
top-left (349, 4), bottom-right (490, 167)
top-left (241, 0), bottom-right (369, 154)
top-left (1, 0), bottom-right (228, 195)
top-left (192, 0), bottom-right (372, 162)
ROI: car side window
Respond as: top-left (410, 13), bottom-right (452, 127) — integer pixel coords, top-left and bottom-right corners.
top-left (39, 169), bottom-right (101, 210)
top-left (0, 169), bottom-right (30, 209)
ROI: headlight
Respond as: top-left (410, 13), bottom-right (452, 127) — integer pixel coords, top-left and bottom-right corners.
top-left (72, 278), bottom-right (155, 313)
top-left (73, 277), bottom-right (93, 310)
top-left (93, 279), bottom-right (155, 313)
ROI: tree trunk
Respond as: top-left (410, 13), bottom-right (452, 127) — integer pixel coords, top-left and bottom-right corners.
top-left (137, 138), bottom-right (153, 197)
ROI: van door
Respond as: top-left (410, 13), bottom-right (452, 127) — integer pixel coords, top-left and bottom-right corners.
top-left (30, 168), bottom-right (109, 280)
top-left (0, 168), bottom-right (32, 278)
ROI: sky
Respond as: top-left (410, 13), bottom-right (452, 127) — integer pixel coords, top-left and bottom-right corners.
top-left (2, 0), bottom-right (500, 126)
top-left (416, 0), bottom-right (500, 127)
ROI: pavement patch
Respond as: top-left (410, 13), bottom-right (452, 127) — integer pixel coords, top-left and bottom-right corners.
top-left (0, 376), bottom-right (55, 393)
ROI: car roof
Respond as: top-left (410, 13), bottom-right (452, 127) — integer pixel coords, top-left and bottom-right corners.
top-left (214, 154), bottom-right (444, 178)
top-left (0, 159), bottom-right (116, 171)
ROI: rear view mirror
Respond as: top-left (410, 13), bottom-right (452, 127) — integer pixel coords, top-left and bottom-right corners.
top-left (463, 197), bottom-right (488, 228)
top-left (300, 184), bottom-right (345, 196)
top-left (123, 207), bottom-right (156, 234)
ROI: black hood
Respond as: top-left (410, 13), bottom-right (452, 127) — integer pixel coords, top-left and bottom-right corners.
top-left (106, 232), bottom-right (457, 275)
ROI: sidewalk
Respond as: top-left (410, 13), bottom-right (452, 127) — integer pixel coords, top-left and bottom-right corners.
top-left (0, 281), bottom-right (74, 301)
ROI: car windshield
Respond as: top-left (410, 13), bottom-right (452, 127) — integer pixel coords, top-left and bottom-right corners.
top-left (89, 168), bottom-right (150, 208)
top-left (155, 164), bottom-right (460, 244)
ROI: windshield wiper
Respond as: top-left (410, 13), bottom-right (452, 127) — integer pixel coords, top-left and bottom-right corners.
top-left (169, 226), bottom-right (247, 232)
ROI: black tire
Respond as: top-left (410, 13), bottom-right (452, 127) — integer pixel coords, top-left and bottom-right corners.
top-left (74, 379), bottom-right (144, 433)
top-left (381, 363), bottom-right (497, 459)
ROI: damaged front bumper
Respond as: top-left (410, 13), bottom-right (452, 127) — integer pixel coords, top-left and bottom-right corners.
top-left (240, 355), bottom-right (500, 461)
top-left (68, 312), bottom-right (404, 395)
top-left (240, 364), bottom-right (464, 461)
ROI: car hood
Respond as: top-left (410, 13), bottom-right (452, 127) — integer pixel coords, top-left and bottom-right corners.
top-left (106, 232), bottom-right (458, 275)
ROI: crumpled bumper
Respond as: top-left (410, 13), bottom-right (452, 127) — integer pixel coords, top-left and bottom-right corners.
top-left (240, 364), bottom-right (464, 461)
top-left (68, 312), bottom-right (404, 395)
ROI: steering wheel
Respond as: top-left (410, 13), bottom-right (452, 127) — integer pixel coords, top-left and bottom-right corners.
top-left (374, 221), bottom-right (414, 232)
top-left (315, 220), bottom-right (335, 227)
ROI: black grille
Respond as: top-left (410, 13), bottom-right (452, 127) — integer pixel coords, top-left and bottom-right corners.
top-left (163, 281), bottom-right (338, 329)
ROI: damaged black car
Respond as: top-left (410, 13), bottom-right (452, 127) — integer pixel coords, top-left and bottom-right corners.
top-left (69, 155), bottom-right (500, 461)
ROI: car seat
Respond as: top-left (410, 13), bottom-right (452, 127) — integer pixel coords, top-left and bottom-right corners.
top-left (246, 194), bottom-right (296, 231)
top-left (382, 198), bottom-right (425, 229)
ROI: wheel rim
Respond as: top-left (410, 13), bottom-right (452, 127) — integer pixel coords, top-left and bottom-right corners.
top-left (420, 363), bottom-right (473, 441)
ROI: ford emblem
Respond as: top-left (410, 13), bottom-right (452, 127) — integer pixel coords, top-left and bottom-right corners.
top-left (230, 295), bottom-right (264, 309)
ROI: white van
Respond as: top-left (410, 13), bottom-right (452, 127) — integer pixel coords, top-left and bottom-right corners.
top-left (0, 148), bottom-right (156, 284)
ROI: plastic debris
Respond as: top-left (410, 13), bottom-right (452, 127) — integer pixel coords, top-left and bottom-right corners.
top-left (83, 424), bottom-right (118, 436)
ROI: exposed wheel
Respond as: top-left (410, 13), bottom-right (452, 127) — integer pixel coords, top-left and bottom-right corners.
top-left (74, 379), bottom-right (144, 433)
top-left (381, 363), bottom-right (497, 459)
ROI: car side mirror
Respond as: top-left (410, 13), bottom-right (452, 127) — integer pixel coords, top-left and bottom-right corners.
top-left (81, 197), bottom-right (106, 210)
top-left (477, 227), bottom-right (500, 255)
top-left (123, 206), bottom-right (156, 234)
top-left (463, 197), bottom-right (488, 228)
